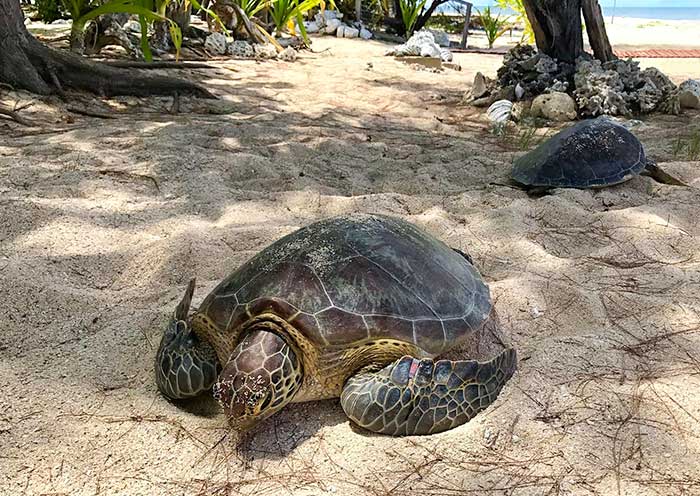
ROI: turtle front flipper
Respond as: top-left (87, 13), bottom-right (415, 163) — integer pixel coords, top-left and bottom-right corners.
top-left (155, 279), bottom-right (220, 399)
top-left (340, 349), bottom-right (517, 436)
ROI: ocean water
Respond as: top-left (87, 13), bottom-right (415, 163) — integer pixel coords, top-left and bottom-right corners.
top-left (445, 5), bottom-right (700, 21)
top-left (601, 7), bottom-right (700, 20)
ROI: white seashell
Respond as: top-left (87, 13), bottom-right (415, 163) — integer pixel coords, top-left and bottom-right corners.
top-left (487, 99), bottom-right (513, 124)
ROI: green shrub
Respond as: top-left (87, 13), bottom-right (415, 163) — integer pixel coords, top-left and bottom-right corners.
top-left (496, 0), bottom-right (533, 43)
top-left (399, 0), bottom-right (426, 38)
top-left (268, 0), bottom-right (327, 39)
top-left (476, 6), bottom-right (510, 49)
top-left (36, 0), bottom-right (65, 22)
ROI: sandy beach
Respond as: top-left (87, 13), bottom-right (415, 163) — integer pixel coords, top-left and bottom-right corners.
top-left (604, 16), bottom-right (700, 49)
top-left (1, 21), bottom-right (700, 496)
top-left (459, 15), bottom-right (700, 50)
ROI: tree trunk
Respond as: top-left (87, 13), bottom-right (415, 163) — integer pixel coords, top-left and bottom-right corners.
top-left (521, 0), bottom-right (584, 63)
top-left (581, 0), bottom-right (615, 62)
top-left (0, 0), bottom-right (213, 97)
top-left (412, 0), bottom-right (448, 34)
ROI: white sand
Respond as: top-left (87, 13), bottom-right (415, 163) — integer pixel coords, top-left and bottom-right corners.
top-left (460, 15), bottom-right (700, 50)
top-left (1, 36), bottom-right (699, 495)
top-left (604, 17), bottom-right (700, 49)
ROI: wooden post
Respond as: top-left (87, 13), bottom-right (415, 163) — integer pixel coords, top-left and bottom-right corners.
top-left (581, 0), bottom-right (616, 61)
top-left (355, 0), bottom-right (361, 23)
top-left (460, 2), bottom-right (472, 49)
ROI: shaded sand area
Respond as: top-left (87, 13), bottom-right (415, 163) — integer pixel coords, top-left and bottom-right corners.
top-left (1, 37), bottom-right (700, 495)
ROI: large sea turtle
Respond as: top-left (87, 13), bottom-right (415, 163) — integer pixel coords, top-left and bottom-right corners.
top-left (155, 214), bottom-right (517, 436)
top-left (512, 117), bottom-right (686, 193)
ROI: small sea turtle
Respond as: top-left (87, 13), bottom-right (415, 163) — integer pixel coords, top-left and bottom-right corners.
top-left (511, 117), bottom-right (685, 193)
top-left (155, 214), bottom-right (516, 436)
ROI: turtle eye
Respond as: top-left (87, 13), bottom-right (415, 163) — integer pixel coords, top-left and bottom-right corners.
top-left (176, 320), bottom-right (188, 333)
top-left (259, 392), bottom-right (272, 411)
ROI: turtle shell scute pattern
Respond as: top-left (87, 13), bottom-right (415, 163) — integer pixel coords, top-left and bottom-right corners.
top-left (511, 117), bottom-right (646, 188)
top-left (198, 214), bottom-right (493, 356)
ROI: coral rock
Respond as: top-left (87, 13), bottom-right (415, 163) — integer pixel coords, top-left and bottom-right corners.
top-left (204, 32), bottom-right (227, 55)
top-left (531, 93), bottom-right (577, 121)
top-left (278, 47), bottom-right (297, 62)
top-left (678, 79), bottom-right (700, 109)
top-left (227, 40), bottom-right (254, 58)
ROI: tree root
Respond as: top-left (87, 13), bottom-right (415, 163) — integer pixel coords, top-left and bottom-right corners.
top-left (2, 31), bottom-right (215, 99)
top-left (101, 60), bottom-right (219, 69)
top-left (0, 104), bottom-right (32, 126)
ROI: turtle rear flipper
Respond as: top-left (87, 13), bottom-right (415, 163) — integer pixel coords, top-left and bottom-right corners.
top-left (340, 349), bottom-right (517, 436)
top-left (642, 161), bottom-right (688, 187)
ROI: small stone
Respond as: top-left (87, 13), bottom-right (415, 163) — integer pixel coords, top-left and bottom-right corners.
top-left (529, 305), bottom-right (543, 318)
top-left (511, 101), bottom-right (531, 121)
top-left (204, 32), bottom-right (227, 55)
top-left (427, 29), bottom-right (450, 47)
top-left (325, 18), bottom-right (341, 34)
top-left (123, 20), bottom-right (141, 33)
top-left (360, 28), bottom-right (372, 40)
top-left (471, 72), bottom-right (489, 99)
top-left (343, 26), bottom-right (359, 38)
top-left (472, 96), bottom-right (492, 107)
top-left (304, 21), bottom-right (320, 33)
top-left (531, 92), bottom-right (577, 121)
top-left (254, 43), bottom-right (278, 59)
top-left (227, 40), bottom-right (254, 58)
top-left (322, 9), bottom-right (341, 21)
top-left (678, 79), bottom-right (700, 109)
top-left (278, 47), bottom-right (297, 62)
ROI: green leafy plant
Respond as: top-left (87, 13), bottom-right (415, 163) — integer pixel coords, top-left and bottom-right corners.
top-left (496, 0), bottom-right (533, 43)
top-left (670, 131), bottom-right (700, 161)
top-left (236, 0), bottom-right (266, 16)
top-left (35, 0), bottom-right (65, 22)
top-left (517, 125), bottom-right (538, 150)
top-left (399, 0), bottom-right (426, 38)
top-left (672, 136), bottom-right (686, 158)
top-left (266, 0), bottom-right (335, 43)
top-left (60, 0), bottom-right (184, 60)
top-left (476, 6), bottom-right (510, 49)
top-left (267, 0), bottom-right (328, 40)
top-left (688, 130), bottom-right (700, 161)
top-left (424, 13), bottom-right (462, 34)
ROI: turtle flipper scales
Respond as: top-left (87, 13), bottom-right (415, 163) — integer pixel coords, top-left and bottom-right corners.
top-left (340, 349), bottom-right (517, 436)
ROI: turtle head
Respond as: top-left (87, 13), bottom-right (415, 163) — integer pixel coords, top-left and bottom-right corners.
top-left (155, 279), bottom-right (220, 399)
top-left (213, 329), bottom-right (302, 431)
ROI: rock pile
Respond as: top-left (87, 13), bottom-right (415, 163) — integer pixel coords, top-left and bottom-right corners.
top-left (310, 10), bottom-right (373, 39)
top-left (385, 31), bottom-right (453, 63)
top-left (497, 45), bottom-right (575, 99)
top-left (573, 58), bottom-right (678, 116)
top-left (478, 44), bottom-right (688, 118)
top-left (204, 34), bottom-right (293, 61)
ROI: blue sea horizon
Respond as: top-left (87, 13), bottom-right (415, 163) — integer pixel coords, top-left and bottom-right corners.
top-left (437, 5), bottom-right (700, 21)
